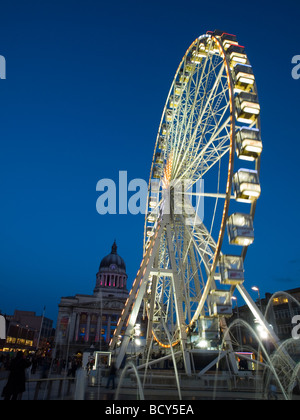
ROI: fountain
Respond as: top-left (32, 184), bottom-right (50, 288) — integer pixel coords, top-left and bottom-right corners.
top-left (74, 367), bottom-right (87, 400)
top-left (111, 291), bottom-right (300, 401)
top-left (218, 318), bottom-right (289, 399)
top-left (115, 362), bottom-right (145, 400)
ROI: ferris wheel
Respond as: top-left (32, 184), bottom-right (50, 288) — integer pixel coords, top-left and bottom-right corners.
top-left (110, 30), bottom-right (275, 375)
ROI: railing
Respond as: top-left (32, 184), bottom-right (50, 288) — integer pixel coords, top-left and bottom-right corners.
top-left (0, 372), bottom-right (75, 400)
top-left (27, 377), bottom-right (75, 400)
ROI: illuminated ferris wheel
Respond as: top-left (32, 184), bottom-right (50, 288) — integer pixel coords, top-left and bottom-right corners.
top-left (111, 30), bottom-right (274, 375)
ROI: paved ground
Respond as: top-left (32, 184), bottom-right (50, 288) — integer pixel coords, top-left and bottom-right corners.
top-left (1, 369), bottom-right (298, 400)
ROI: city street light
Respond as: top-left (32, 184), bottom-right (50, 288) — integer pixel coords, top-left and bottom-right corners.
top-left (231, 296), bottom-right (238, 316)
top-left (231, 296), bottom-right (243, 348)
top-left (251, 286), bottom-right (262, 312)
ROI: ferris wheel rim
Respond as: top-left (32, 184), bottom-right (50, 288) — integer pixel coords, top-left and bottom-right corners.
top-left (109, 31), bottom-right (263, 363)
top-left (141, 31), bottom-right (262, 348)
top-left (142, 34), bottom-right (237, 346)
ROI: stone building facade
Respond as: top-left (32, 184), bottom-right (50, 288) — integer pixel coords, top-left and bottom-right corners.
top-left (54, 241), bottom-right (129, 359)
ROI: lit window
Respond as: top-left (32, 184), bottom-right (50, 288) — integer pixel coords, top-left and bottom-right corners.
top-left (283, 298), bottom-right (289, 303)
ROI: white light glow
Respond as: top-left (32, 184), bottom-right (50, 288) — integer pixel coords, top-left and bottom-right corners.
top-left (256, 325), bottom-right (268, 340)
top-left (238, 76), bottom-right (255, 84)
top-left (197, 339), bottom-right (209, 349)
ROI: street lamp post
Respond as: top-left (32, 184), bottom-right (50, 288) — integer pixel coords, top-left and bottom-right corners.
top-left (251, 287), bottom-right (271, 354)
top-left (251, 286), bottom-right (263, 313)
top-left (232, 296), bottom-right (243, 350)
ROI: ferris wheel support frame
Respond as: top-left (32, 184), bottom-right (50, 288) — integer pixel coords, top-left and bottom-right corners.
top-left (112, 222), bottom-right (164, 369)
top-left (113, 215), bottom-right (193, 374)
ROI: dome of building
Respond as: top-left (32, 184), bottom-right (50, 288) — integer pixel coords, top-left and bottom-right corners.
top-left (94, 241), bottom-right (128, 294)
top-left (99, 241), bottom-right (126, 274)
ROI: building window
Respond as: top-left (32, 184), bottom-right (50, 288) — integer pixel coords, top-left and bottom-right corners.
top-left (60, 317), bottom-right (69, 338)
top-left (80, 314), bottom-right (87, 323)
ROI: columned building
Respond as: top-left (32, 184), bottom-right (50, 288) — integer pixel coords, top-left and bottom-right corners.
top-left (55, 241), bottom-right (129, 359)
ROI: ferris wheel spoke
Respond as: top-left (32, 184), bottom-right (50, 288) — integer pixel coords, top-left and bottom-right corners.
top-left (180, 218), bottom-right (220, 324)
top-left (188, 191), bottom-right (235, 200)
top-left (171, 59), bottom-right (227, 178)
top-left (199, 143), bottom-right (230, 179)
top-left (166, 216), bottom-right (214, 324)
top-left (180, 218), bottom-right (214, 275)
top-left (171, 55), bottom-right (214, 167)
top-left (183, 137), bottom-right (230, 185)
top-left (199, 90), bottom-right (229, 142)
top-left (178, 120), bottom-right (231, 185)
top-left (173, 84), bottom-right (230, 181)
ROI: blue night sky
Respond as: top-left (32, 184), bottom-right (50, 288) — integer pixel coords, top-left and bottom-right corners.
top-left (0, 0), bottom-right (299, 324)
